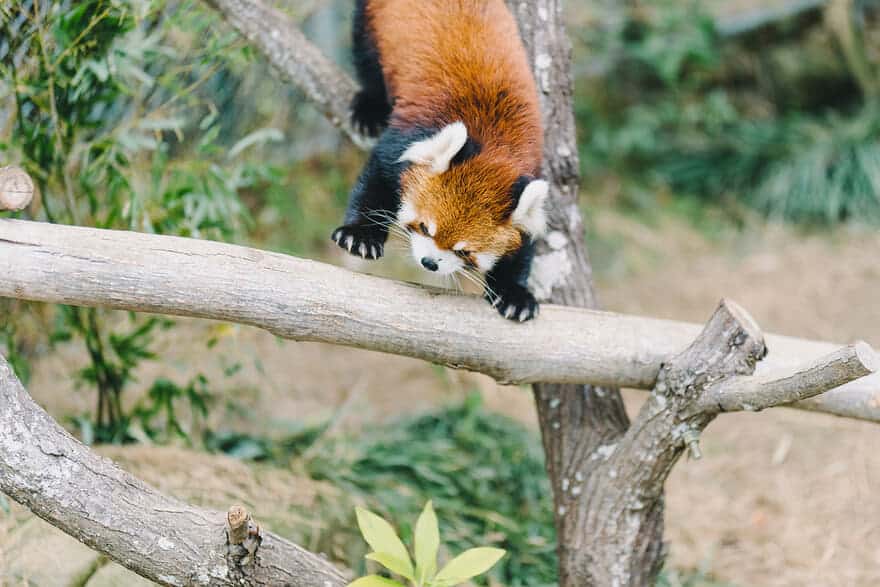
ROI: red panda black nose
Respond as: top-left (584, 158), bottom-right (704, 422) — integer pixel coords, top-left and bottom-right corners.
top-left (421, 257), bottom-right (439, 272)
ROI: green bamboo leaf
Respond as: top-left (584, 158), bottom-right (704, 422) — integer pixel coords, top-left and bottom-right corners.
top-left (365, 552), bottom-right (415, 580)
top-left (433, 547), bottom-right (506, 586)
top-left (355, 507), bottom-right (413, 571)
top-left (414, 501), bottom-right (440, 584)
top-left (347, 575), bottom-right (406, 587)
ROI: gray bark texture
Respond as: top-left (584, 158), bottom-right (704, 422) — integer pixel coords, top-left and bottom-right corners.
top-left (509, 2), bottom-right (636, 583)
top-left (0, 357), bottom-right (348, 587)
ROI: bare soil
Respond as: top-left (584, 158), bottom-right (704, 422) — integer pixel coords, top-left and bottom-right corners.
top-left (3, 212), bottom-right (880, 586)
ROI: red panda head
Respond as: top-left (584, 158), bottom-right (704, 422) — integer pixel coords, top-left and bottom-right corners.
top-left (396, 122), bottom-right (548, 276)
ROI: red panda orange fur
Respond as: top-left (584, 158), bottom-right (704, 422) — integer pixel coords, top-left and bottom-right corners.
top-left (364, 0), bottom-right (544, 257)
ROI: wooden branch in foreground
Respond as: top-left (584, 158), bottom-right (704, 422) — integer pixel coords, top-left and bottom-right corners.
top-left (0, 356), bottom-right (348, 587)
top-left (1, 218), bottom-right (878, 423)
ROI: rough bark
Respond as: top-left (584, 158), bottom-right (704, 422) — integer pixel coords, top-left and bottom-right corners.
top-left (0, 356), bottom-right (348, 587)
top-left (583, 300), bottom-right (766, 585)
top-left (510, 2), bottom-right (639, 584)
top-left (2, 218), bottom-right (877, 421)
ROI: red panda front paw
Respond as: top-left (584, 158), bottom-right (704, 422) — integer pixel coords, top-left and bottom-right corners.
top-left (351, 90), bottom-right (391, 137)
top-left (485, 285), bottom-right (539, 322)
top-left (331, 224), bottom-right (386, 260)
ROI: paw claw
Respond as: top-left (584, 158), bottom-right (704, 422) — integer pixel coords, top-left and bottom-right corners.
top-left (486, 285), bottom-right (539, 322)
top-left (331, 224), bottom-right (387, 261)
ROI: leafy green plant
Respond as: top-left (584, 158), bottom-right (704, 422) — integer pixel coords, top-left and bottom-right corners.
top-left (350, 502), bottom-right (505, 587)
top-left (575, 0), bottom-right (880, 226)
top-left (130, 374), bottom-right (212, 443)
top-left (1, 0), bottom-right (279, 441)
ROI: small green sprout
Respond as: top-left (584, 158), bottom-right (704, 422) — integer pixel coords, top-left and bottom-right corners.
top-left (349, 501), bottom-right (506, 587)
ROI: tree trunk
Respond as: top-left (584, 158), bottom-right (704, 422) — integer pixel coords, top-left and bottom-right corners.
top-left (510, 2), bottom-right (650, 584)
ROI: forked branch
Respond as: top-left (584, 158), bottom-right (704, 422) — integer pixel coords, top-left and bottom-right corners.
top-left (573, 299), bottom-right (876, 586)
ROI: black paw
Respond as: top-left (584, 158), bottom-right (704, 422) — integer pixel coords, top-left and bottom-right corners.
top-left (351, 90), bottom-right (391, 137)
top-left (331, 224), bottom-right (385, 260)
top-left (485, 284), bottom-right (539, 322)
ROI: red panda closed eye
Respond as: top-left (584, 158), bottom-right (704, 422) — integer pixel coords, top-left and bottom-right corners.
top-left (331, 0), bottom-right (548, 322)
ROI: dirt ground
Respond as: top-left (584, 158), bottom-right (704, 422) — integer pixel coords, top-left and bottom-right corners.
top-left (3, 212), bottom-right (880, 586)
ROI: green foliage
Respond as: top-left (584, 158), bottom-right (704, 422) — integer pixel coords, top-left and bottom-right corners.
top-left (1, 0), bottom-right (280, 441)
top-left (209, 397), bottom-right (728, 586)
top-left (304, 395), bottom-right (557, 587)
top-left (130, 374), bottom-right (212, 443)
top-left (351, 502), bottom-right (506, 587)
top-left (577, 0), bottom-right (880, 226)
top-left (658, 107), bottom-right (880, 224)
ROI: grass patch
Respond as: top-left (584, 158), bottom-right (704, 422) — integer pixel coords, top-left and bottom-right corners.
top-left (209, 395), bottom-right (733, 586)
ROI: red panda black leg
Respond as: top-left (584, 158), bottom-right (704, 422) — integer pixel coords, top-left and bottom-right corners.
top-left (332, 130), bottom-right (408, 260)
top-left (484, 241), bottom-right (540, 322)
top-left (351, 91), bottom-right (391, 138)
top-left (351, 0), bottom-right (390, 137)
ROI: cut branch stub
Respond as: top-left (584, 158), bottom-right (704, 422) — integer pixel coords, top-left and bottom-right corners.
top-left (226, 504), bottom-right (263, 577)
top-left (0, 166), bottom-right (35, 211)
top-left (654, 298), bottom-right (767, 409)
top-left (226, 504), bottom-right (252, 545)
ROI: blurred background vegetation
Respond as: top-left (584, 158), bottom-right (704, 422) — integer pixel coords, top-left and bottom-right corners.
top-left (1, 0), bottom-right (878, 585)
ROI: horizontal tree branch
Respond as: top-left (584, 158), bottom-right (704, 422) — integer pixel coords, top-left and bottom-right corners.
top-left (1, 218), bottom-right (878, 423)
top-left (0, 355), bottom-right (347, 587)
top-left (700, 341), bottom-right (879, 413)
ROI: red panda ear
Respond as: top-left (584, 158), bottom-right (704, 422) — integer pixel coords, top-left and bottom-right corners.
top-left (397, 122), bottom-right (469, 174)
top-left (511, 179), bottom-right (549, 236)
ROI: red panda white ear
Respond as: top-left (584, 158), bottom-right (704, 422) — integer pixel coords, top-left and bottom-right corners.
top-left (511, 179), bottom-right (549, 236)
top-left (397, 122), bottom-right (469, 174)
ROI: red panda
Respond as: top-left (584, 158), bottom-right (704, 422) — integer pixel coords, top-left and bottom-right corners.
top-left (332, 0), bottom-right (548, 321)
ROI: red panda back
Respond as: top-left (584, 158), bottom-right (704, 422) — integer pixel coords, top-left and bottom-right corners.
top-left (365, 0), bottom-right (543, 176)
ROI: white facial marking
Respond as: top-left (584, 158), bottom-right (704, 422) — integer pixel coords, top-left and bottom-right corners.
top-left (474, 252), bottom-right (499, 272)
top-left (397, 122), bottom-right (469, 175)
top-left (409, 233), bottom-right (464, 276)
top-left (453, 241), bottom-right (469, 251)
top-left (427, 221), bottom-right (437, 236)
top-left (512, 179), bottom-right (550, 236)
top-left (397, 201), bottom-right (417, 224)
